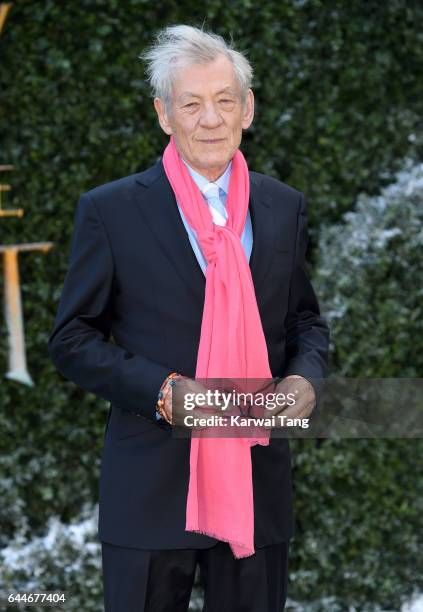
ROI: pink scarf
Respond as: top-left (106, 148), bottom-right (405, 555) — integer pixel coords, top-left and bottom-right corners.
top-left (162, 136), bottom-right (271, 559)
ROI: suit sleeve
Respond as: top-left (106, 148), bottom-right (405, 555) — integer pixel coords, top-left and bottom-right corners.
top-left (48, 192), bottom-right (172, 422)
top-left (282, 192), bottom-right (330, 409)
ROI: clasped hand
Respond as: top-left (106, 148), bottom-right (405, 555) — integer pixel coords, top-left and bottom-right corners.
top-left (160, 375), bottom-right (316, 430)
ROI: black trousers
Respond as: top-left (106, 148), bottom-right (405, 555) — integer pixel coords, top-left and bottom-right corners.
top-left (101, 540), bottom-right (290, 611)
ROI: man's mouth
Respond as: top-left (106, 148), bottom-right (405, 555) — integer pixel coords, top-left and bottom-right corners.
top-left (198, 138), bottom-right (226, 144)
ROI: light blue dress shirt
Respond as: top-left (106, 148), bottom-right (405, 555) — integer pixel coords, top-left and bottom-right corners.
top-left (156, 158), bottom-right (254, 419)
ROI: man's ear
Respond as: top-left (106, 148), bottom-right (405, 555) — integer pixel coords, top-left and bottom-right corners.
top-left (241, 89), bottom-right (254, 130)
top-left (153, 97), bottom-right (173, 135)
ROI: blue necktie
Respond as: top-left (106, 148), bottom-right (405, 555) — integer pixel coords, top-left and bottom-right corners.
top-left (201, 182), bottom-right (228, 226)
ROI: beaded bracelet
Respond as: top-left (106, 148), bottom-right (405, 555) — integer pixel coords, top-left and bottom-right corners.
top-left (156, 372), bottom-right (183, 422)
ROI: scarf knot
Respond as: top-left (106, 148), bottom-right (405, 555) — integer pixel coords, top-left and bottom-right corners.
top-left (197, 225), bottom-right (240, 265)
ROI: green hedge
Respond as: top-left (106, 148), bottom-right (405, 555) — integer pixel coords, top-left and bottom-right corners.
top-left (289, 161), bottom-right (423, 610)
top-left (1, 2), bottom-right (422, 610)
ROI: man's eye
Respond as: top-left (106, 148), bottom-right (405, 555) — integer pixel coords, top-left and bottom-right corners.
top-left (219, 99), bottom-right (235, 105)
top-left (184, 103), bottom-right (198, 109)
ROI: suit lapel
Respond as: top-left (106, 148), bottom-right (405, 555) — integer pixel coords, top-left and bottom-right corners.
top-left (135, 159), bottom-right (206, 307)
top-left (248, 172), bottom-right (276, 298)
top-left (134, 159), bottom-right (276, 305)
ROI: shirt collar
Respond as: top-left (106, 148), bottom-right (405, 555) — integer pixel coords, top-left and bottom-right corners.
top-left (181, 157), bottom-right (232, 196)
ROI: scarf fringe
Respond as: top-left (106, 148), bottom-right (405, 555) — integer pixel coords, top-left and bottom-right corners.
top-left (185, 525), bottom-right (255, 559)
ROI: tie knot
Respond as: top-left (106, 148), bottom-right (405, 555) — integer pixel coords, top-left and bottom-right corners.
top-left (201, 182), bottom-right (227, 226)
top-left (202, 182), bottom-right (220, 201)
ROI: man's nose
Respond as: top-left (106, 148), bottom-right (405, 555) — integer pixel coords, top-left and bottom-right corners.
top-left (199, 102), bottom-right (223, 128)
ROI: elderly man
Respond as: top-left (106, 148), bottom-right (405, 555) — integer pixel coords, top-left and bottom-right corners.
top-left (48, 24), bottom-right (329, 612)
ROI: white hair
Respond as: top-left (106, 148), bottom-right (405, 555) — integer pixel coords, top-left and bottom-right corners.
top-left (139, 24), bottom-right (253, 114)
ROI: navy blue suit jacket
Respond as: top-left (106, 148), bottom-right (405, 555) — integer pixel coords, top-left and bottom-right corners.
top-left (48, 158), bottom-right (330, 549)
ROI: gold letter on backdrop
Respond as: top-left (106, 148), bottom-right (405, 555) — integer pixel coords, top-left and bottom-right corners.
top-left (1, 6), bottom-right (54, 386)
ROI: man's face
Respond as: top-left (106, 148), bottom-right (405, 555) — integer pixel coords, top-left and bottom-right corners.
top-left (154, 53), bottom-right (254, 181)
